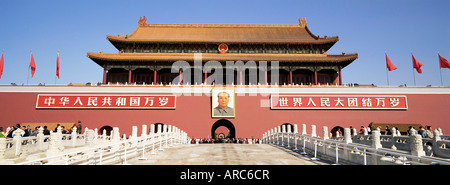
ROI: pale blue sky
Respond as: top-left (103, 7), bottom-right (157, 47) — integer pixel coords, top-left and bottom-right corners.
top-left (0, 0), bottom-right (449, 86)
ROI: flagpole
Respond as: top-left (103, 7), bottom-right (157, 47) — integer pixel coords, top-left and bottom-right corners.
top-left (439, 51), bottom-right (443, 87)
top-left (385, 51), bottom-right (390, 87)
top-left (386, 67), bottom-right (390, 87)
top-left (27, 50), bottom-right (31, 85)
top-left (55, 51), bottom-right (58, 85)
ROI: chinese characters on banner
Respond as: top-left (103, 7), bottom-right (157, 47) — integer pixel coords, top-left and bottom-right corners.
top-left (271, 95), bottom-right (407, 110)
top-left (36, 94), bottom-right (176, 109)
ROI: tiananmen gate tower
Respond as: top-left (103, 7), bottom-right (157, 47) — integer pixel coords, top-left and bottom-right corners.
top-left (1, 17), bottom-right (449, 140)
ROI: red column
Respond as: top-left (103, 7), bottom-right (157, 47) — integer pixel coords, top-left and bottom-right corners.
top-left (179, 69), bottom-right (183, 85)
top-left (204, 71), bottom-right (207, 84)
top-left (128, 70), bottom-right (132, 84)
top-left (153, 69), bottom-right (157, 84)
top-left (239, 70), bottom-right (243, 85)
top-left (103, 69), bottom-right (107, 84)
top-left (339, 69), bottom-right (342, 85)
top-left (264, 70), bottom-right (268, 85)
top-left (289, 70), bottom-right (293, 85)
top-left (314, 70), bottom-right (318, 85)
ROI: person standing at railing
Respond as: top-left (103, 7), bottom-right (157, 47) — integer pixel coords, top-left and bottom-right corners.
top-left (30, 127), bottom-right (39, 137)
top-left (24, 125), bottom-right (32, 137)
top-left (407, 126), bottom-right (418, 136)
top-left (53, 124), bottom-right (60, 132)
top-left (0, 127), bottom-right (5, 138)
top-left (394, 127), bottom-right (401, 136)
top-left (359, 126), bottom-right (364, 135)
top-left (418, 126), bottom-right (426, 138)
top-left (425, 126), bottom-right (434, 139)
top-left (337, 128), bottom-right (342, 137)
top-left (43, 126), bottom-right (51, 135)
top-left (61, 126), bottom-right (67, 134)
top-left (385, 126), bottom-right (392, 135)
top-left (76, 121), bottom-right (82, 134)
top-left (6, 124), bottom-right (21, 138)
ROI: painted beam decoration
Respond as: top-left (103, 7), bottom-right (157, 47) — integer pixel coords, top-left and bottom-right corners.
top-left (36, 94), bottom-right (176, 109)
top-left (271, 95), bottom-right (407, 110)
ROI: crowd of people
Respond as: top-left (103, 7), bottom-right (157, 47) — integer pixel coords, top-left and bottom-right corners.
top-left (191, 137), bottom-right (261, 144)
top-left (334, 125), bottom-right (436, 139)
top-left (0, 122), bottom-right (83, 138)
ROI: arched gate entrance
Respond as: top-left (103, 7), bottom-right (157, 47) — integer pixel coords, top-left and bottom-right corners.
top-left (211, 119), bottom-right (236, 139)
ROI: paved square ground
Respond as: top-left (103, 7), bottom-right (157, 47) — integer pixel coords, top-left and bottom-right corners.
top-left (129, 144), bottom-right (331, 165)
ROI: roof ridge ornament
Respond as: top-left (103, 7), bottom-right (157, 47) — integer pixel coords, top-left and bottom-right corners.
top-left (298, 17), bottom-right (307, 28)
top-left (138, 16), bottom-right (148, 26)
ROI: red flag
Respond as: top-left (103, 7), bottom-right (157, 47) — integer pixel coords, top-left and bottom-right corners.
top-left (439, 54), bottom-right (450, 69)
top-left (29, 52), bottom-right (36, 77)
top-left (56, 52), bottom-right (60, 79)
top-left (0, 52), bottom-right (4, 79)
top-left (385, 53), bottom-right (397, 71)
top-left (412, 53), bottom-right (423, 74)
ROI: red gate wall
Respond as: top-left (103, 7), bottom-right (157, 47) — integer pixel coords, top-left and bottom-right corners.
top-left (0, 87), bottom-right (449, 139)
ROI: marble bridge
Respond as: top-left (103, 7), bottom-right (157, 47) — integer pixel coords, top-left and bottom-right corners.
top-left (1, 123), bottom-right (450, 165)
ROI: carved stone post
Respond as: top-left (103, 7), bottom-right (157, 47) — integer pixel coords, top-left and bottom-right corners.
top-left (130, 126), bottom-right (138, 147)
top-left (293, 124), bottom-right (298, 134)
top-left (432, 129), bottom-right (441, 156)
top-left (141, 124), bottom-right (147, 138)
top-left (163, 124), bottom-right (168, 148)
top-left (71, 126), bottom-right (78, 146)
top-left (277, 126), bottom-right (281, 145)
top-left (391, 127), bottom-right (397, 137)
top-left (46, 131), bottom-right (64, 163)
top-left (37, 127), bottom-right (45, 150)
top-left (370, 130), bottom-right (382, 165)
top-left (301, 124), bottom-right (307, 135)
top-left (158, 124), bottom-right (164, 150)
top-left (281, 125), bottom-right (286, 146)
top-left (344, 128), bottom-right (352, 144)
top-left (311, 125), bottom-right (316, 137)
top-left (102, 129), bottom-right (107, 143)
top-left (150, 124), bottom-right (155, 136)
top-left (93, 128), bottom-right (98, 145)
top-left (286, 125), bottom-right (291, 147)
top-left (111, 127), bottom-right (120, 142)
top-left (85, 129), bottom-right (95, 147)
top-left (371, 130), bottom-right (382, 149)
top-left (131, 126), bottom-right (138, 139)
top-left (0, 138), bottom-right (6, 160)
top-left (0, 138), bottom-right (12, 164)
top-left (411, 134), bottom-right (425, 157)
top-left (323, 126), bottom-right (329, 140)
top-left (273, 127), bottom-right (277, 144)
top-left (109, 127), bottom-right (120, 154)
top-left (13, 128), bottom-right (23, 156)
top-left (270, 128), bottom-right (274, 143)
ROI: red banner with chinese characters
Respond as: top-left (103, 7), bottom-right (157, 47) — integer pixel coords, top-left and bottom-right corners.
top-left (36, 94), bottom-right (176, 109)
top-left (271, 95), bottom-right (407, 110)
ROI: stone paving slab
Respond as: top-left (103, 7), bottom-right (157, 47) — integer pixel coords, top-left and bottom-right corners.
top-left (129, 144), bottom-right (331, 165)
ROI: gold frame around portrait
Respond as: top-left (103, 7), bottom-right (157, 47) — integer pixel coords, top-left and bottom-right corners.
top-left (211, 88), bottom-right (235, 118)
